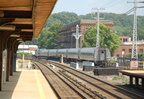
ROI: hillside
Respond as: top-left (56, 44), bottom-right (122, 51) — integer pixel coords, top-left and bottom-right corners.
top-left (46, 11), bottom-right (144, 39)
top-left (24, 11), bottom-right (144, 46)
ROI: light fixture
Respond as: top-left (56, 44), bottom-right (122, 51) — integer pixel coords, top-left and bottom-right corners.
top-left (10, 34), bottom-right (20, 37)
top-left (0, 25), bottom-right (15, 30)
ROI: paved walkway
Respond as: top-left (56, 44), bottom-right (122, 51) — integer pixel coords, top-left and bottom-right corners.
top-left (0, 69), bottom-right (58, 99)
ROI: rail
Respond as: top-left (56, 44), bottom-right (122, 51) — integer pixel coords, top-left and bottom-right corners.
top-left (47, 60), bottom-right (144, 99)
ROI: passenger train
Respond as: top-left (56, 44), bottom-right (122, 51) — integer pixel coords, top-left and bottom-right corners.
top-left (35, 47), bottom-right (111, 66)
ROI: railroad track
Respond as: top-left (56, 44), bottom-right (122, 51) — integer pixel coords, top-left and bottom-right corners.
top-left (33, 59), bottom-right (144, 99)
top-left (33, 60), bottom-right (96, 99)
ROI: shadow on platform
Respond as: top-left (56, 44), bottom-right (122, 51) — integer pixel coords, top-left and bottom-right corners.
top-left (0, 71), bottom-right (21, 99)
top-left (116, 84), bottom-right (144, 98)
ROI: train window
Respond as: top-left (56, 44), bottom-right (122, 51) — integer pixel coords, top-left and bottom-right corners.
top-left (69, 52), bottom-right (76, 55)
top-left (101, 51), bottom-right (104, 53)
top-left (58, 52), bottom-right (65, 54)
top-left (81, 53), bottom-right (93, 56)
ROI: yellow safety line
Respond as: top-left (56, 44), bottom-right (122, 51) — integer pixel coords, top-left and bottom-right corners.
top-left (34, 70), bottom-right (46, 99)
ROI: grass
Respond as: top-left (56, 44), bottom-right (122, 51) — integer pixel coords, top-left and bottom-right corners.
top-left (112, 75), bottom-right (129, 84)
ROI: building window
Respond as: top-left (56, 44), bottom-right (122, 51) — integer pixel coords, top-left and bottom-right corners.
top-left (129, 49), bottom-right (132, 53)
top-left (122, 49), bottom-right (125, 51)
top-left (140, 49), bottom-right (143, 53)
top-left (117, 54), bottom-right (119, 57)
top-left (123, 39), bottom-right (127, 42)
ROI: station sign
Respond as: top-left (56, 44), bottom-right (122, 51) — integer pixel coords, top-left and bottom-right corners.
top-left (130, 61), bottom-right (138, 69)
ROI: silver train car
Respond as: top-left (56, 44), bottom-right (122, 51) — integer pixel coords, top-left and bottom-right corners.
top-left (35, 47), bottom-right (111, 65)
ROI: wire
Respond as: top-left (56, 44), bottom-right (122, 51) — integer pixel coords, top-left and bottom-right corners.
top-left (104, 0), bottom-right (126, 8)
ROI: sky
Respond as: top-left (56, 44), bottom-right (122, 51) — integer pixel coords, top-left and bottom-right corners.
top-left (52, 0), bottom-right (144, 16)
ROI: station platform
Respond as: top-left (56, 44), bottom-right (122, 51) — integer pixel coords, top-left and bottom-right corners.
top-left (120, 70), bottom-right (144, 78)
top-left (0, 69), bottom-right (58, 99)
top-left (120, 70), bottom-right (144, 88)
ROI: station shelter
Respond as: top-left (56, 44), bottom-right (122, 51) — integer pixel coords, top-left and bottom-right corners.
top-left (0, 0), bottom-right (57, 91)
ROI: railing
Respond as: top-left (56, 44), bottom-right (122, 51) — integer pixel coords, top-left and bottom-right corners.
top-left (115, 57), bottom-right (144, 70)
top-left (138, 61), bottom-right (144, 70)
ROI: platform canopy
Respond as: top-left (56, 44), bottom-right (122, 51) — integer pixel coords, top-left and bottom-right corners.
top-left (0, 0), bottom-right (57, 41)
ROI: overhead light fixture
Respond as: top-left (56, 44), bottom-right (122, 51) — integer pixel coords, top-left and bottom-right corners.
top-left (0, 25), bottom-right (15, 30)
top-left (17, 38), bottom-right (22, 41)
top-left (19, 40), bottom-right (23, 43)
top-left (10, 34), bottom-right (20, 37)
top-left (17, 38), bottom-right (23, 43)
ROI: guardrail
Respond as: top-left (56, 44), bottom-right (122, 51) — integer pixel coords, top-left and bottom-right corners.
top-left (138, 61), bottom-right (144, 70)
top-left (108, 61), bottom-right (144, 70)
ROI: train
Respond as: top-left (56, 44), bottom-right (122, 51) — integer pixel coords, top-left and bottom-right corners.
top-left (35, 47), bottom-right (111, 66)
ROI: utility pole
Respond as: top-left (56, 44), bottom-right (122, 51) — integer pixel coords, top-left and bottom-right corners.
top-left (127, 0), bottom-right (144, 59)
top-left (72, 25), bottom-right (82, 48)
top-left (92, 8), bottom-right (105, 47)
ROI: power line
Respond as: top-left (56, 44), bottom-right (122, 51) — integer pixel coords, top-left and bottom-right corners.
top-left (104, 0), bottom-right (125, 8)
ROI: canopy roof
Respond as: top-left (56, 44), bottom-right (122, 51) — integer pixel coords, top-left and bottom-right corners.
top-left (0, 0), bottom-right (57, 41)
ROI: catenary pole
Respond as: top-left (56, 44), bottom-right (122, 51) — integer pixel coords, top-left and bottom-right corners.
top-left (92, 8), bottom-right (105, 47)
top-left (127, 0), bottom-right (144, 59)
top-left (72, 25), bottom-right (82, 48)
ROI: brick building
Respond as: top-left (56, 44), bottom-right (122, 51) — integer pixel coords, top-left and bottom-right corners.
top-left (113, 36), bottom-right (144, 57)
top-left (59, 19), bottom-right (114, 48)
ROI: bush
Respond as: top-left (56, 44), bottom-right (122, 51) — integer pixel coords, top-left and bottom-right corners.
top-left (110, 59), bottom-right (117, 62)
top-left (17, 52), bottom-right (32, 58)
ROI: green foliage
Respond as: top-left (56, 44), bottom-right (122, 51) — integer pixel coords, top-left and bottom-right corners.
top-left (45, 11), bottom-right (80, 27)
top-left (23, 38), bottom-right (38, 45)
top-left (45, 12), bottom-right (144, 47)
top-left (138, 27), bottom-right (144, 40)
top-left (82, 24), bottom-right (122, 53)
top-left (26, 11), bottom-right (144, 49)
top-left (110, 59), bottom-right (117, 62)
top-left (17, 52), bottom-right (32, 57)
top-left (112, 75), bottom-right (129, 84)
top-left (38, 22), bottom-right (65, 49)
top-left (126, 54), bottom-right (131, 58)
top-left (80, 13), bottom-right (144, 39)
top-left (141, 53), bottom-right (144, 58)
top-left (138, 53), bottom-right (144, 58)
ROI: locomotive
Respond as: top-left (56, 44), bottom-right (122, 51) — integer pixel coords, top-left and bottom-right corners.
top-left (35, 47), bottom-right (111, 66)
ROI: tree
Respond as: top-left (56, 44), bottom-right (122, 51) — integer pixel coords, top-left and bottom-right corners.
top-left (138, 27), bottom-right (144, 40)
top-left (37, 22), bottom-right (65, 49)
top-left (45, 11), bottom-right (80, 27)
top-left (82, 24), bottom-right (122, 53)
top-left (26, 11), bottom-right (144, 45)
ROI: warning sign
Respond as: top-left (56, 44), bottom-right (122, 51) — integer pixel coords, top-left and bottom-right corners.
top-left (130, 61), bottom-right (138, 68)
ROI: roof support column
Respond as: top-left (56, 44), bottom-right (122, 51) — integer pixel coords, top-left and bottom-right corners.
top-left (12, 41), bottom-right (20, 72)
top-left (6, 48), bottom-right (11, 81)
top-left (135, 77), bottom-right (139, 87)
top-left (1, 32), bottom-right (12, 81)
top-left (142, 78), bottom-right (144, 89)
top-left (9, 38), bottom-right (18, 76)
top-left (10, 50), bottom-right (14, 76)
top-left (13, 51), bottom-right (17, 72)
top-left (0, 33), bottom-right (4, 91)
top-left (130, 76), bottom-right (133, 85)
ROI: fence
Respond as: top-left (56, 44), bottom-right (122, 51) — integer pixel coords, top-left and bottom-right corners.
top-left (116, 57), bottom-right (144, 70)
